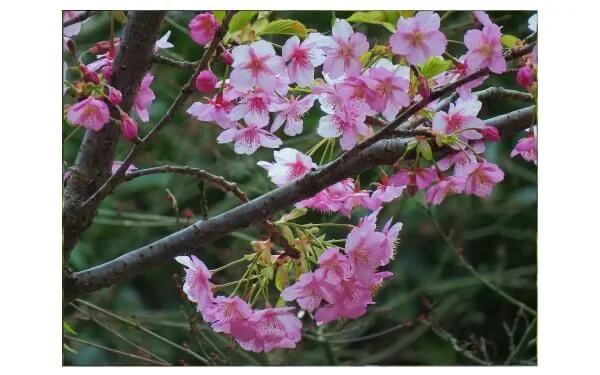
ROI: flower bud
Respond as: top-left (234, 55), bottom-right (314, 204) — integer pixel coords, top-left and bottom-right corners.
top-left (221, 50), bottom-right (234, 65)
top-left (108, 86), bottom-right (122, 105)
top-left (195, 69), bottom-right (217, 93)
top-left (480, 125), bottom-right (500, 141)
top-left (101, 65), bottom-right (113, 80)
top-left (417, 74), bottom-right (431, 99)
top-left (183, 208), bottom-right (193, 219)
top-left (516, 65), bottom-right (534, 88)
top-left (120, 112), bottom-right (138, 141)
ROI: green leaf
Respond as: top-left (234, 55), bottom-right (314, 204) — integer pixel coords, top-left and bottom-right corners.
top-left (347, 11), bottom-right (387, 24)
top-left (501, 34), bottom-right (520, 48)
top-left (213, 11), bottom-right (225, 23)
top-left (229, 11), bottom-right (257, 33)
top-left (261, 266), bottom-right (274, 281)
top-left (385, 11), bottom-right (400, 25)
top-left (398, 11), bottom-right (416, 19)
top-left (274, 265), bottom-right (289, 291)
top-left (257, 19), bottom-right (308, 37)
top-left (360, 51), bottom-right (373, 67)
top-left (418, 140), bottom-right (433, 161)
top-left (279, 207), bottom-right (308, 222)
top-left (421, 57), bottom-right (453, 78)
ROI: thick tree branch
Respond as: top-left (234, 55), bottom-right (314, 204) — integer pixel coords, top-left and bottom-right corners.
top-left (64, 105), bottom-right (535, 300)
top-left (124, 165), bottom-right (301, 259)
top-left (63, 12), bottom-right (166, 260)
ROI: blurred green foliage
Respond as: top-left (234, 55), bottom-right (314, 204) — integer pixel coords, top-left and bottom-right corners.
top-left (63, 10), bottom-right (537, 366)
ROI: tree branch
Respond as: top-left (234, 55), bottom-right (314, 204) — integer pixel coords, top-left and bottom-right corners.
top-left (62, 12), bottom-right (166, 260)
top-left (64, 105), bottom-right (535, 300)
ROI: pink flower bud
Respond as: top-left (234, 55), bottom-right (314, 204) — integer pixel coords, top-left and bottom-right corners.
top-left (417, 74), bottom-right (431, 99)
top-left (516, 66), bottom-right (534, 88)
top-left (101, 65), bottom-right (113, 80)
top-left (195, 70), bottom-right (217, 93)
top-left (80, 64), bottom-right (100, 85)
top-left (480, 125), bottom-right (500, 141)
top-left (120, 112), bottom-right (138, 141)
top-left (108, 87), bottom-right (122, 105)
top-left (221, 50), bottom-right (234, 65)
top-left (183, 208), bottom-right (193, 219)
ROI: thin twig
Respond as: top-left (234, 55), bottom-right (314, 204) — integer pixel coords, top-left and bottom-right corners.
top-left (152, 55), bottom-right (199, 69)
top-left (70, 303), bottom-right (171, 365)
top-left (64, 335), bottom-right (168, 366)
top-left (74, 299), bottom-right (209, 364)
top-left (426, 209), bottom-right (537, 316)
top-left (504, 317), bottom-right (537, 365)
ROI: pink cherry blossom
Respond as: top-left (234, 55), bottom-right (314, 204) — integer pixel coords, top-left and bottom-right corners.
top-left (433, 54), bottom-right (487, 99)
top-left (379, 217), bottom-right (403, 261)
top-left (321, 19), bottom-right (369, 79)
top-left (345, 220), bottom-right (387, 283)
top-left (282, 34), bottom-right (328, 86)
top-left (204, 296), bottom-right (253, 334)
top-left (63, 11), bottom-right (86, 37)
top-left (317, 247), bottom-right (353, 284)
top-left (389, 167), bottom-right (437, 190)
top-left (195, 70), bottom-right (218, 93)
top-left (120, 112), bottom-right (138, 140)
top-left (134, 73), bottom-right (155, 122)
top-left (528, 14), bottom-right (538, 33)
top-left (464, 23), bottom-right (506, 74)
top-left (187, 93), bottom-right (235, 129)
top-left (366, 176), bottom-right (405, 211)
top-left (510, 135), bottom-right (537, 164)
top-left (216, 123), bottom-right (282, 155)
top-left (317, 102), bottom-right (370, 150)
top-left (269, 95), bottom-right (316, 136)
top-left (432, 97), bottom-right (485, 145)
top-left (437, 149), bottom-right (479, 177)
top-left (389, 11), bottom-right (447, 66)
top-left (230, 90), bottom-right (273, 127)
top-left (111, 161), bottom-right (137, 175)
top-left (365, 59), bottom-right (410, 121)
top-left (257, 148), bottom-right (317, 186)
top-left (230, 40), bottom-right (286, 93)
top-left (243, 307), bottom-right (302, 352)
top-left (66, 97), bottom-right (110, 131)
top-left (189, 12), bottom-right (218, 45)
top-left (425, 176), bottom-right (467, 205)
top-left (174, 255), bottom-right (214, 312)
top-left (281, 268), bottom-right (337, 312)
top-left (463, 161), bottom-right (505, 198)
top-left (295, 179), bottom-right (355, 214)
top-left (154, 30), bottom-right (174, 52)
top-left (338, 189), bottom-right (372, 218)
top-left (314, 277), bottom-right (374, 324)
top-left (473, 11), bottom-right (493, 26)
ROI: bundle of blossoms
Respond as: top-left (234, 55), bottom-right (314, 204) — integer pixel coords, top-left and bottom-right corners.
top-left (63, 10), bottom-right (537, 354)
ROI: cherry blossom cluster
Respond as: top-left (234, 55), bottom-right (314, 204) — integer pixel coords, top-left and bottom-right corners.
top-left (282, 209), bottom-right (400, 324)
top-left (175, 255), bottom-right (302, 352)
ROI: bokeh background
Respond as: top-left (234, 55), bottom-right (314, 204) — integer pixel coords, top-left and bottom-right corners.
top-left (63, 10), bottom-right (537, 366)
